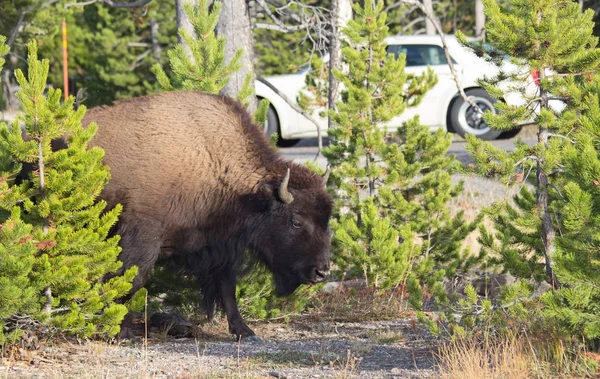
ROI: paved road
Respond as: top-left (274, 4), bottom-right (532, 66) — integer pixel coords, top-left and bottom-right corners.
top-left (279, 129), bottom-right (536, 168)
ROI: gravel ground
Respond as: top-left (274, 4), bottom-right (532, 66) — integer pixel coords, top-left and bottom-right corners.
top-left (1, 317), bottom-right (438, 379)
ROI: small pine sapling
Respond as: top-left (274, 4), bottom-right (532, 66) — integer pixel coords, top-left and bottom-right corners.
top-left (540, 74), bottom-right (600, 343)
top-left (0, 40), bottom-right (136, 340)
top-left (322, 1), bottom-right (480, 318)
top-left (0, 36), bottom-right (40, 345)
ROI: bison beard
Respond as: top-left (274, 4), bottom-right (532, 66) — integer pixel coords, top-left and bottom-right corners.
top-left (33, 91), bottom-right (334, 340)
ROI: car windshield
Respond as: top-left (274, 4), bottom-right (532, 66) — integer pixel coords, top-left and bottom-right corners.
top-left (385, 44), bottom-right (456, 66)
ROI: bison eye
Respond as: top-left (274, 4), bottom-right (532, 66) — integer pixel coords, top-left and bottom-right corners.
top-left (292, 217), bottom-right (301, 229)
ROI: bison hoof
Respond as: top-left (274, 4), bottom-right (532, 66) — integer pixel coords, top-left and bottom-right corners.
top-left (230, 322), bottom-right (256, 341)
top-left (118, 314), bottom-right (136, 340)
top-left (119, 325), bottom-right (136, 340)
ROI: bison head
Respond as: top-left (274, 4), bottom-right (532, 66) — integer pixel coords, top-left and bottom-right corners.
top-left (250, 167), bottom-right (333, 296)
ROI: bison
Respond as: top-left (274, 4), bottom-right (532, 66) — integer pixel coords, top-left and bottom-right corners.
top-left (39, 91), bottom-right (334, 340)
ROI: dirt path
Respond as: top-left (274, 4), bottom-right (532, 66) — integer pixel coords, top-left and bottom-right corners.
top-left (1, 316), bottom-right (438, 379)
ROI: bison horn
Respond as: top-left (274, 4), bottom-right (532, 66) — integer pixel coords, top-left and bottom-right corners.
top-left (279, 168), bottom-right (294, 204)
top-left (322, 165), bottom-right (330, 187)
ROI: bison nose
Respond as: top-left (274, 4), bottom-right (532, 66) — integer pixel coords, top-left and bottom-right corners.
top-left (313, 266), bottom-right (330, 283)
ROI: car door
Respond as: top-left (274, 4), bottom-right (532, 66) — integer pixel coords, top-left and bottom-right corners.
top-left (385, 43), bottom-right (460, 129)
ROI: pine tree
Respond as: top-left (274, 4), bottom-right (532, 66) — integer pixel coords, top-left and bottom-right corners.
top-left (0, 35), bottom-right (39, 344)
top-left (151, 0), bottom-right (255, 106)
top-left (457, 0), bottom-right (600, 342)
top-left (323, 1), bottom-right (479, 309)
top-left (540, 74), bottom-right (600, 342)
top-left (0, 40), bottom-right (137, 341)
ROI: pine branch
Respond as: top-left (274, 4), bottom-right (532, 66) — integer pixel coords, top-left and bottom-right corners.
top-left (64, 0), bottom-right (98, 7)
top-left (514, 155), bottom-right (540, 167)
top-left (65, 0), bottom-right (154, 8)
top-left (555, 69), bottom-right (598, 77)
top-left (547, 133), bottom-right (576, 144)
top-left (548, 183), bottom-right (565, 200)
top-left (401, 16), bottom-right (427, 32)
top-left (254, 0), bottom-right (312, 32)
top-left (254, 23), bottom-right (299, 33)
top-left (101, 0), bottom-right (153, 7)
top-left (129, 50), bottom-right (151, 70)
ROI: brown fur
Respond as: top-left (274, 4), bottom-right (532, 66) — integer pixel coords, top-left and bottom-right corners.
top-left (75, 91), bottom-right (333, 339)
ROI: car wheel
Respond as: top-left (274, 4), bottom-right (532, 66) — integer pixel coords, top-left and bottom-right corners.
top-left (449, 89), bottom-right (503, 140)
top-left (264, 105), bottom-right (300, 148)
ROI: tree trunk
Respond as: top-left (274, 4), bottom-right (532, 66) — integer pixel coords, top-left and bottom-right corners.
top-left (475, 0), bottom-right (485, 39)
top-left (328, 0), bottom-right (352, 128)
top-left (537, 67), bottom-right (559, 289)
top-left (216, 0), bottom-right (257, 113)
top-left (176, 0), bottom-right (197, 60)
top-left (1, 55), bottom-right (20, 112)
top-left (423, 0), bottom-right (436, 35)
top-left (150, 17), bottom-right (162, 62)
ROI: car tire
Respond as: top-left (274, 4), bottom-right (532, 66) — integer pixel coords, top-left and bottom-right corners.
top-left (264, 105), bottom-right (300, 148)
top-left (449, 89), bottom-right (503, 140)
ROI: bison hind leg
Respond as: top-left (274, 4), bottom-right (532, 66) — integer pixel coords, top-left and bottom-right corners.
top-left (198, 277), bottom-right (219, 321)
top-left (182, 246), bottom-right (256, 340)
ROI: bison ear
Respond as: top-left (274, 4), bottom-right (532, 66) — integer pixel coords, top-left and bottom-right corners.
top-left (249, 181), bottom-right (276, 211)
top-left (257, 181), bottom-right (274, 198)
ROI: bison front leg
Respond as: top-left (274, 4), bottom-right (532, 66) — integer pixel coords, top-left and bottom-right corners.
top-left (215, 268), bottom-right (257, 341)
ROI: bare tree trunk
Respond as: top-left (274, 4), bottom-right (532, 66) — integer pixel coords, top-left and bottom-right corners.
top-left (216, 0), bottom-right (257, 113)
top-left (452, 0), bottom-right (458, 33)
top-left (2, 56), bottom-right (19, 112)
top-left (328, 0), bottom-right (352, 127)
top-left (475, 0), bottom-right (485, 39)
top-left (176, 0), bottom-right (197, 60)
top-left (150, 17), bottom-right (162, 62)
top-left (423, 0), bottom-right (435, 35)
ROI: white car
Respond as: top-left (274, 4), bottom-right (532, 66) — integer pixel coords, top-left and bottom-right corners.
top-left (255, 34), bottom-right (540, 146)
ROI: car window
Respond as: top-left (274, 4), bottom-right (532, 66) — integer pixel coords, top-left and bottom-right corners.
top-left (386, 44), bottom-right (456, 66)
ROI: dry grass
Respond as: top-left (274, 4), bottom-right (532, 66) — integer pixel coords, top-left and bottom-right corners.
top-left (309, 285), bottom-right (411, 323)
top-left (437, 336), bottom-right (533, 379)
top-left (329, 350), bottom-right (362, 379)
top-left (437, 334), bottom-right (600, 379)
